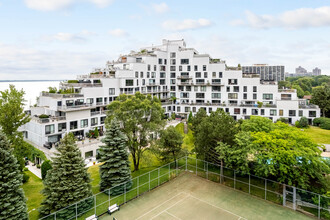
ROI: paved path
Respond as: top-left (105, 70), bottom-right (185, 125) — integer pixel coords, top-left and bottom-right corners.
top-left (26, 161), bottom-right (42, 179)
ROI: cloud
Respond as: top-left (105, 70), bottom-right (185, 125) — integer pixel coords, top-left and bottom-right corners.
top-left (152, 2), bottom-right (169, 14)
top-left (42, 31), bottom-right (96, 42)
top-left (233, 6), bottom-right (330, 29)
top-left (162, 18), bottom-right (212, 31)
top-left (109, 29), bottom-right (128, 37)
top-left (24, 0), bottom-right (114, 11)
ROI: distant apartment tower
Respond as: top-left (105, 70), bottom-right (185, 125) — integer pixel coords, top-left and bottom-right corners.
top-left (313, 67), bottom-right (321, 76)
top-left (242, 64), bottom-right (285, 82)
top-left (295, 66), bottom-right (307, 75)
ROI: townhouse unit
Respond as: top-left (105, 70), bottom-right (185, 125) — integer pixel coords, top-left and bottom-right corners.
top-left (21, 39), bottom-right (320, 159)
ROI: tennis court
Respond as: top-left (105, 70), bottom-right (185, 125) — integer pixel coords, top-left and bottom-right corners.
top-left (101, 172), bottom-right (312, 220)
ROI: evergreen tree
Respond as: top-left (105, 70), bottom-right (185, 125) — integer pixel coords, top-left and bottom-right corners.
top-left (39, 133), bottom-right (93, 218)
top-left (99, 118), bottom-right (132, 195)
top-left (187, 111), bottom-right (193, 124)
top-left (0, 131), bottom-right (28, 220)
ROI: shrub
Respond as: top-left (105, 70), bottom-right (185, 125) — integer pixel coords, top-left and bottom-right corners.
top-left (320, 120), bottom-right (330, 130)
top-left (22, 173), bottom-right (30, 183)
top-left (313, 117), bottom-right (330, 130)
top-left (39, 114), bottom-right (49, 119)
top-left (67, 80), bottom-right (78, 83)
top-left (257, 101), bottom-right (263, 108)
top-left (36, 164), bottom-right (41, 169)
top-left (94, 127), bottom-right (99, 138)
top-left (295, 117), bottom-right (309, 128)
top-left (276, 117), bottom-right (289, 124)
top-left (41, 160), bottom-right (52, 180)
top-left (23, 167), bottom-right (28, 171)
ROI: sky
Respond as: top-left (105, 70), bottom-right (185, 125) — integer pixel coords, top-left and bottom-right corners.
top-left (1, 0), bottom-right (330, 80)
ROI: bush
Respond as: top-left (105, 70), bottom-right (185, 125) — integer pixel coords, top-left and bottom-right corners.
top-left (276, 117), bottom-right (289, 124)
top-left (67, 80), bottom-right (78, 83)
top-left (39, 114), bottom-right (49, 119)
top-left (23, 167), bottom-right (28, 171)
top-left (295, 117), bottom-right (309, 128)
top-left (320, 120), bottom-right (330, 130)
top-left (41, 160), bottom-right (52, 180)
top-left (36, 164), bottom-right (41, 169)
top-left (313, 117), bottom-right (330, 130)
top-left (22, 173), bottom-right (30, 183)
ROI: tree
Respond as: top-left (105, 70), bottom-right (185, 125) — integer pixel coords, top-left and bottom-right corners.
top-left (156, 126), bottom-right (184, 162)
top-left (188, 111), bottom-right (193, 124)
top-left (190, 108), bottom-right (207, 132)
top-left (240, 116), bottom-right (274, 133)
top-left (0, 85), bottom-right (30, 144)
top-left (0, 131), bottom-right (28, 220)
top-left (311, 85), bottom-right (330, 117)
top-left (39, 133), bottom-right (93, 217)
top-left (292, 85), bottom-right (305, 98)
top-left (107, 92), bottom-right (165, 171)
top-left (41, 160), bottom-right (52, 180)
top-left (98, 118), bottom-right (132, 194)
top-left (194, 109), bottom-right (239, 163)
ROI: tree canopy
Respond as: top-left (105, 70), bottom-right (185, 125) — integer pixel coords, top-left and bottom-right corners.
top-left (106, 92), bottom-right (165, 171)
top-left (311, 85), bottom-right (330, 117)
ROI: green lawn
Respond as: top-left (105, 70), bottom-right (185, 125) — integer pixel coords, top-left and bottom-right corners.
top-left (301, 126), bottom-right (330, 144)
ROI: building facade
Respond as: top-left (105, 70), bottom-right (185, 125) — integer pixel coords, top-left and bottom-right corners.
top-left (21, 39), bottom-right (320, 159)
top-left (242, 64), bottom-right (285, 82)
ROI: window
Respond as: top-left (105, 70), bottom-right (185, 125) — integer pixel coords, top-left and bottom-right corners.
top-left (91, 117), bottom-right (98, 126)
top-left (58, 123), bottom-right (66, 132)
top-left (57, 101), bottom-right (62, 106)
top-left (194, 86), bottom-right (198, 92)
top-left (101, 116), bottom-right (106, 124)
top-left (160, 72), bottom-right (166, 78)
top-left (125, 80), bottom-right (133, 86)
top-left (170, 59), bottom-right (176, 65)
top-left (147, 72), bottom-right (150, 78)
top-left (233, 86), bottom-right (239, 92)
top-left (142, 79), bottom-right (145, 85)
top-left (263, 94), bottom-right (273, 100)
top-left (170, 72), bottom-right (176, 78)
top-left (81, 119), bottom-right (88, 128)
top-left (203, 65), bottom-right (206, 71)
top-left (109, 88), bottom-right (115, 95)
top-left (228, 79), bottom-right (238, 85)
top-left (253, 94), bottom-right (257, 99)
top-left (196, 79), bottom-right (205, 85)
top-left (253, 86), bottom-right (257, 92)
top-left (170, 86), bottom-right (176, 91)
top-left (196, 93), bottom-right (205, 98)
top-left (154, 65), bottom-right (156, 71)
top-left (243, 93), bottom-right (247, 99)
top-left (209, 108), bottom-right (212, 113)
top-left (187, 66), bottom-right (191, 71)
top-left (195, 72), bottom-right (201, 78)
top-left (261, 109), bottom-right (265, 115)
top-left (186, 86), bottom-right (191, 91)
top-left (226, 86), bottom-right (230, 92)
top-left (170, 79), bottom-right (176, 85)
top-left (279, 109), bottom-right (283, 116)
top-left (270, 109), bottom-right (277, 116)
top-left (160, 66), bottom-right (166, 71)
top-left (140, 72), bottom-right (143, 78)
top-left (212, 72), bottom-right (216, 78)
top-left (243, 86), bottom-right (247, 92)
top-left (179, 66), bottom-right (182, 71)
top-left (252, 109), bottom-right (258, 115)
top-left (212, 86), bottom-right (221, 92)
top-left (212, 93), bottom-right (221, 99)
top-left (219, 72), bottom-right (223, 78)
top-left (234, 108), bottom-right (240, 114)
top-left (200, 86), bottom-right (206, 92)
top-left (170, 66), bottom-right (176, 71)
top-left (45, 124), bottom-right (55, 135)
top-left (177, 107), bottom-right (181, 112)
top-left (212, 79), bottom-right (221, 85)
top-left (193, 107), bottom-right (196, 112)
top-left (194, 65), bottom-right (198, 71)
top-left (158, 59), bottom-right (162, 64)
top-left (243, 109), bottom-right (247, 114)
top-left (70, 121), bottom-right (78, 130)
top-left (181, 59), bottom-right (189, 64)
top-left (309, 111), bottom-right (316, 117)
top-left (204, 72), bottom-right (208, 78)
top-left (147, 65), bottom-right (151, 71)
top-left (185, 107), bottom-right (190, 112)
top-left (180, 93), bottom-right (189, 98)
top-left (281, 94), bottom-right (292, 100)
top-left (135, 71), bottom-right (138, 78)
top-left (228, 93), bottom-right (238, 99)
top-left (170, 52), bottom-right (176, 58)
top-left (289, 110), bottom-right (296, 116)
top-left (299, 110), bottom-right (303, 117)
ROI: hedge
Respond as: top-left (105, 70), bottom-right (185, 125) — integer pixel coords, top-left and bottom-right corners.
top-left (313, 117), bottom-right (330, 130)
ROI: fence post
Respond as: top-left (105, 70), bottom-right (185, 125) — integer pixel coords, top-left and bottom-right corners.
top-left (158, 168), bottom-right (160, 186)
top-left (293, 186), bottom-right (296, 211)
top-left (206, 161), bottom-right (208, 180)
top-left (55, 212), bottom-right (56, 220)
top-left (109, 189), bottom-right (111, 207)
top-left (176, 159), bottom-right (178, 176)
top-left (185, 157), bottom-right (187, 171)
top-left (195, 158), bottom-right (197, 175)
top-left (137, 177), bottom-right (139, 197)
top-left (265, 179), bottom-right (267, 200)
top-left (148, 172), bottom-right (150, 191)
top-left (75, 203), bottom-right (77, 220)
top-left (318, 194), bottom-right (320, 219)
top-left (283, 185), bottom-right (286, 207)
top-left (168, 163), bottom-right (170, 180)
top-left (249, 174), bottom-right (251, 194)
top-left (234, 171), bottom-right (236, 189)
top-left (219, 165), bottom-right (222, 184)
top-left (94, 195), bottom-right (96, 215)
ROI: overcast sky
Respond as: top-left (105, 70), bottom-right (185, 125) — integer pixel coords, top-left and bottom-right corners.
top-left (1, 0), bottom-right (330, 80)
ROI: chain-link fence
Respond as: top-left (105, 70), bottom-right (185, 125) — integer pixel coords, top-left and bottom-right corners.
top-left (185, 156), bottom-right (330, 220)
top-left (39, 156), bottom-right (329, 220)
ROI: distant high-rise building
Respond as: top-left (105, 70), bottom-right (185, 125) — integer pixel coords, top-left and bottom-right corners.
top-left (295, 66), bottom-right (307, 75)
top-left (312, 67), bottom-right (321, 76)
top-left (242, 64), bottom-right (285, 82)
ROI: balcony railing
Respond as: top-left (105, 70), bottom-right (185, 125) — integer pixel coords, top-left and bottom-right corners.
top-left (177, 75), bottom-right (192, 79)
top-left (61, 82), bottom-right (102, 88)
top-left (279, 89), bottom-right (296, 93)
top-left (33, 116), bottom-right (66, 124)
top-left (42, 92), bottom-right (84, 98)
top-left (299, 104), bottom-right (318, 109)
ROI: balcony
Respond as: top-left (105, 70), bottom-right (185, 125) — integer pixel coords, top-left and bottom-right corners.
top-left (279, 89), bottom-right (296, 93)
top-left (42, 92), bottom-right (84, 98)
top-left (299, 104), bottom-right (318, 109)
top-left (177, 75), bottom-right (192, 79)
top-left (33, 116), bottom-right (66, 124)
top-left (120, 91), bottom-right (134, 95)
top-left (61, 82), bottom-right (102, 88)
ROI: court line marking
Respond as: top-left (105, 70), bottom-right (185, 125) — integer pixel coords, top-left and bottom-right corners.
top-left (136, 192), bottom-right (187, 220)
top-left (150, 195), bottom-right (189, 220)
top-left (188, 194), bottom-right (248, 220)
top-left (165, 211), bottom-right (182, 220)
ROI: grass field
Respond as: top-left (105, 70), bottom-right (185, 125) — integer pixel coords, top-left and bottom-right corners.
top-left (301, 126), bottom-right (330, 144)
top-left (103, 172), bottom-right (311, 220)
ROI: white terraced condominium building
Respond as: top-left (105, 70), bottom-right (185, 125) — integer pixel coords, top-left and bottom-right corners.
top-left (21, 39), bottom-right (320, 159)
